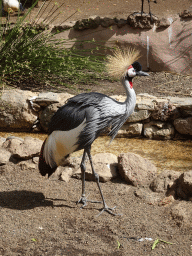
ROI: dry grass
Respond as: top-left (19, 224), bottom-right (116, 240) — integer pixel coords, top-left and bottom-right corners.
top-left (106, 47), bottom-right (141, 79)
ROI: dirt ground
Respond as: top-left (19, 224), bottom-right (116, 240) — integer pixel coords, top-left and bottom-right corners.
top-left (0, 1), bottom-right (192, 256)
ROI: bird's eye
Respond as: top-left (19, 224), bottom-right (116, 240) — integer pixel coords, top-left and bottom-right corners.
top-left (128, 68), bottom-right (136, 77)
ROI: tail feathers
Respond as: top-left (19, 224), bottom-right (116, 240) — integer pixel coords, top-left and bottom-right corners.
top-left (39, 139), bottom-right (57, 177)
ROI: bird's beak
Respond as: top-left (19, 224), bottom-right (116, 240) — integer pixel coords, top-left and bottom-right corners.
top-left (136, 71), bottom-right (149, 76)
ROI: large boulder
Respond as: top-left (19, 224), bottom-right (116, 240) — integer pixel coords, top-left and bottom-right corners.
top-left (177, 170), bottom-right (192, 199)
top-left (150, 169), bottom-right (180, 195)
top-left (118, 153), bottom-right (157, 187)
top-left (73, 153), bottom-right (118, 182)
top-left (39, 103), bottom-right (61, 132)
top-left (151, 102), bottom-right (180, 121)
top-left (170, 201), bottom-right (192, 227)
top-left (127, 12), bottom-right (160, 29)
top-left (3, 136), bottom-right (42, 159)
top-left (174, 117), bottom-right (192, 135)
top-left (0, 90), bottom-right (38, 131)
top-left (143, 121), bottom-right (175, 139)
top-left (117, 123), bottom-right (143, 137)
top-left (0, 148), bottom-right (12, 165)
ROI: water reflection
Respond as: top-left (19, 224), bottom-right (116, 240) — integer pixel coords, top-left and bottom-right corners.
top-left (1, 132), bottom-right (191, 172)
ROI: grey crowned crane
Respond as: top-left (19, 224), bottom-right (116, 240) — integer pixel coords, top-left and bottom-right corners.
top-left (39, 48), bottom-right (149, 216)
top-left (141, 0), bottom-right (157, 18)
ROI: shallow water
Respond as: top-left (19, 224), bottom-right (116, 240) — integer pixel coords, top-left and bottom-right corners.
top-left (1, 132), bottom-right (191, 172)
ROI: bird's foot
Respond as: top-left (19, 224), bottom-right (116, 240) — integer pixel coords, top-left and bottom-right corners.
top-left (77, 194), bottom-right (102, 209)
top-left (97, 204), bottom-right (122, 217)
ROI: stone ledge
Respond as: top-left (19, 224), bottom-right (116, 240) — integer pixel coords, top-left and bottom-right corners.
top-left (0, 89), bottom-right (192, 140)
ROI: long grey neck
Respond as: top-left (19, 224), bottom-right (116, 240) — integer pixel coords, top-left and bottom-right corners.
top-left (121, 77), bottom-right (136, 117)
top-left (121, 77), bottom-right (136, 103)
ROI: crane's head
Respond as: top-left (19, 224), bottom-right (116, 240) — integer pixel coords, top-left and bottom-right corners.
top-left (106, 47), bottom-right (149, 80)
top-left (127, 61), bottom-right (149, 79)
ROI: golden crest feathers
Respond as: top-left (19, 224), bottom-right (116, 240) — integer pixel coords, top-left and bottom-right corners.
top-left (106, 47), bottom-right (141, 79)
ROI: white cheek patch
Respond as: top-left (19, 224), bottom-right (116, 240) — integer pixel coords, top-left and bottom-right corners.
top-left (128, 67), bottom-right (136, 77)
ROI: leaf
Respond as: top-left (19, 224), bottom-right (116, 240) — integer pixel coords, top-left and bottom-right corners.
top-left (117, 240), bottom-right (121, 249)
top-left (152, 238), bottom-right (173, 250)
top-left (31, 238), bottom-right (37, 242)
top-left (160, 239), bottom-right (173, 245)
top-left (152, 239), bottom-right (160, 250)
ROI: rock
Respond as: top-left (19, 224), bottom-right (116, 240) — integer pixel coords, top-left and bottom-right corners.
top-left (117, 123), bottom-right (143, 137)
top-left (39, 103), bottom-right (61, 132)
top-left (158, 195), bottom-right (175, 207)
top-left (150, 169), bottom-right (180, 195)
top-left (6, 136), bottom-right (24, 142)
top-left (118, 153), bottom-right (157, 187)
top-left (74, 17), bottom-right (101, 30)
top-left (18, 159), bottom-right (37, 170)
top-left (63, 156), bottom-right (82, 170)
top-left (0, 137), bottom-right (6, 147)
top-left (158, 17), bottom-right (171, 28)
top-left (3, 136), bottom-right (42, 159)
top-left (60, 167), bottom-right (74, 182)
top-left (31, 92), bottom-right (59, 108)
top-left (174, 117), bottom-right (192, 135)
top-left (179, 6), bottom-right (192, 18)
top-left (73, 153), bottom-right (118, 182)
top-left (0, 148), bottom-right (12, 165)
top-left (32, 157), bottom-right (39, 164)
top-left (58, 93), bottom-right (74, 106)
top-left (0, 90), bottom-right (38, 131)
top-left (0, 163), bottom-right (15, 176)
top-left (127, 110), bottom-right (151, 123)
top-left (170, 201), bottom-right (192, 227)
top-left (169, 97), bottom-right (192, 110)
top-left (177, 170), bottom-right (192, 199)
top-left (134, 187), bottom-right (162, 205)
top-left (51, 15), bottom-right (192, 76)
top-left (151, 102), bottom-right (180, 121)
top-left (144, 121), bottom-right (175, 139)
top-left (52, 21), bottom-right (76, 32)
top-left (100, 17), bottom-right (116, 28)
top-left (137, 93), bottom-right (157, 101)
top-left (135, 100), bottom-right (155, 111)
top-left (115, 18), bottom-right (127, 28)
top-left (127, 12), bottom-right (160, 29)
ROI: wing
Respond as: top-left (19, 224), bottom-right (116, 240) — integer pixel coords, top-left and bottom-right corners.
top-left (48, 92), bottom-right (128, 147)
top-left (48, 92), bottom-right (108, 134)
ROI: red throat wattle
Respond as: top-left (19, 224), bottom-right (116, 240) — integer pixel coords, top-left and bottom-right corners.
top-left (129, 81), bottom-right (133, 89)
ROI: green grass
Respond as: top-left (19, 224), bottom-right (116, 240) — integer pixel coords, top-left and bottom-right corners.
top-left (0, 0), bottom-right (110, 89)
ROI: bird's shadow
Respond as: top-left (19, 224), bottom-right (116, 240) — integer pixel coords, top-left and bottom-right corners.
top-left (0, 190), bottom-right (75, 210)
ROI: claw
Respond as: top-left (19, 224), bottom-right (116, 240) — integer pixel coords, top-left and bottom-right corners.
top-left (77, 196), bottom-right (87, 208)
top-left (77, 195), bottom-right (102, 209)
top-left (96, 205), bottom-right (122, 217)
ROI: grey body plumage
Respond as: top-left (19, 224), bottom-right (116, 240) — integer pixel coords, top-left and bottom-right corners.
top-left (39, 53), bottom-right (149, 216)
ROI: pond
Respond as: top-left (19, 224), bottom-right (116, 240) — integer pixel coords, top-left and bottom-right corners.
top-left (1, 132), bottom-right (191, 172)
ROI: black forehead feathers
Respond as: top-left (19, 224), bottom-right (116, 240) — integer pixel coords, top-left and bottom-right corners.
top-left (132, 61), bottom-right (142, 72)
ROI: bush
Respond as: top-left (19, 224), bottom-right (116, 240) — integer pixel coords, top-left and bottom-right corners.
top-left (0, 0), bottom-right (108, 88)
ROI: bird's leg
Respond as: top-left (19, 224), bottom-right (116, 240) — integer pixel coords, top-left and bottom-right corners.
top-left (77, 150), bottom-right (88, 207)
top-left (141, 0), bottom-right (144, 16)
top-left (77, 150), bottom-right (102, 208)
top-left (86, 147), bottom-right (120, 217)
top-left (148, 0), bottom-right (153, 21)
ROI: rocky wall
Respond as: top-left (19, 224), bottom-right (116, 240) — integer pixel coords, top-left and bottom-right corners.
top-left (1, 89), bottom-right (192, 140)
top-left (50, 6), bottom-right (192, 76)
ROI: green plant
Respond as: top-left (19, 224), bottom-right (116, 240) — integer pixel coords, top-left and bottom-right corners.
top-left (0, 0), bottom-right (109, 88)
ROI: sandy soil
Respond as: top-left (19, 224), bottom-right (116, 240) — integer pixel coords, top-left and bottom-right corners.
top-left (0, 1), bottom-right (192, 255)
top-left (0, 163), bottom-right (192, 256)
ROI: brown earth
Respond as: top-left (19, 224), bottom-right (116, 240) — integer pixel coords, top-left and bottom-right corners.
top-left (0, 1), bottom-right (192, 256)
